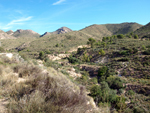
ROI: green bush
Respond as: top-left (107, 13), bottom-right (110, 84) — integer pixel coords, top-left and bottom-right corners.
top-left (39, 51), bottom-right (46, 60)
top-left (45, 49), bottom-right (51, 54)
top-left (87, 38), bottom-right (96, 48)
top-left (106, 76), bottom-right (124, 89)
top-left (90, 82), bottom-right (118, 104)
top-left (134, 34), bottom-right (139, 39)
top-left (117, 34), bottom-right (124, 39)
top-left (127, 90), bottom-right (135, 96)
top-left (143, 49), bottom-right (150, 55)
top-left (97, 66), bottom-right (109, 82)
top-left (99, 49), bottom-right (105, 56)
top-left (141, 45), bottom-right (146, 50)
top-left (68, 56), bottom-right (81, 64)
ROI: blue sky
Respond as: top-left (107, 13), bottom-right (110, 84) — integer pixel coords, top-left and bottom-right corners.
top-left (0, 0), bottom-right (150, 34)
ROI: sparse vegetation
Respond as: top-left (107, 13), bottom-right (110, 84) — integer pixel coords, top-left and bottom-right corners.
top-left (0, 22), bottom-right (150, 112)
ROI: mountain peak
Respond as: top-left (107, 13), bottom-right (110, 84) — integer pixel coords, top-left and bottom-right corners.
top-left (16, 29), bottom-right (23, 33)
top-left (6, 30), bottom-right (14, 35)
top-left (40, 32), bottom-right (51, 37)
top-left (55, 27), bottom-right (72, 34)
top-left (40, 27), bottom-right (72, 37)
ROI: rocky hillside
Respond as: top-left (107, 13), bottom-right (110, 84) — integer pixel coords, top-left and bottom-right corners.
top-left (0, 30), bottom-right (15, 39)
top-left (6, 30), bottom-right (14, 35)
top-left (0, 53), bottom-right (100, 113)
top-left (53, 27), bottom-right (73, 34)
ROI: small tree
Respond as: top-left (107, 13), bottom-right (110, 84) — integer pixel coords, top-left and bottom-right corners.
top-left (87, 38), bottom-right (96, 48)
top-left (97, 66), bottom-right (108, 82)
top-left (134, 34), bottom-right (139, 39)
top-left (130, 32), bottom-right (133, 36)
top-left (39, 51), bottom-right (45, 60)
top-left (99, 49), bottom-right (105, 56)
top-left (55, 43), bottom-right (59, 47)
top-left (106, 37), bottom-right (110, 41)
top-left (129, 35), bottom-right (132, 38)
top-left (101, 42), bottom-right (106, 48)
top-left (102, 37), bottom-right (106, 42)
top-left (117, 34), bottom-right (124, 39)
top-left (141, 45), bottom-right (146, 50)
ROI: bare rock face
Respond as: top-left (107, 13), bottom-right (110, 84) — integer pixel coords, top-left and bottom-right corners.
top-left (54, 27), bottom-right (73, 34)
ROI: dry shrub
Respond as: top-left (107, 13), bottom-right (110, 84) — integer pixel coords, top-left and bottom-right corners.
top-left (13, 64), bottom-right (42, 78)
top-left (8, 64), bottom-right (93, 113)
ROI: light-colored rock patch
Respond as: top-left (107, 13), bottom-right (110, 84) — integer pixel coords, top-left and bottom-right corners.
top-left (48, 54), bottom-right (69, 61)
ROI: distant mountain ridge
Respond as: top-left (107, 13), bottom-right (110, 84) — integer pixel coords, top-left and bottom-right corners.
top-left (1, 22), bottom-right (150, 53)
top-left (0, 22), bottom-right (147, 40)
top-left (12, 29), bottom-right (40, 38)
top-left (80, 22), bottom-right (143, 38)
top-left (40, 27), bottom-right (73, 37)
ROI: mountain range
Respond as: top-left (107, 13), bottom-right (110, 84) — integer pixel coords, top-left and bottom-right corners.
top-left (0, 22), bottom-right (146, 39)
top-left (0, 22), bottom-right (150, 52)
top-left (40, 27), bottom-right (73, 37)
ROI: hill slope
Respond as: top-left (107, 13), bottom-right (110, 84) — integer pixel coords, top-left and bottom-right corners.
top-left (12, 29), bottom-right (40, 38)
top-left (134, 22), bottom-right (150, 38)
top-left (6, 30), bottom-right (14, 35)
top-left (0, 22), bottom-right (144, 53)
top-left (0, 53), bottom-right (100, 113)
top-left (0, 30), bottom-right (15, 39)
top-left (81, 22), bottom-right (142, 38)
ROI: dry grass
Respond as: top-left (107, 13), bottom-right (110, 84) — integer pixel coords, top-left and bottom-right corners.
top-left (0, 54), bottom-right (98, 113)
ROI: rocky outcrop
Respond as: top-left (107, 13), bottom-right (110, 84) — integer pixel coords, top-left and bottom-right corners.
top-left (48, 54), bottom-right (70, 61)
top-left (53, 27), bottom-right (72, 34)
